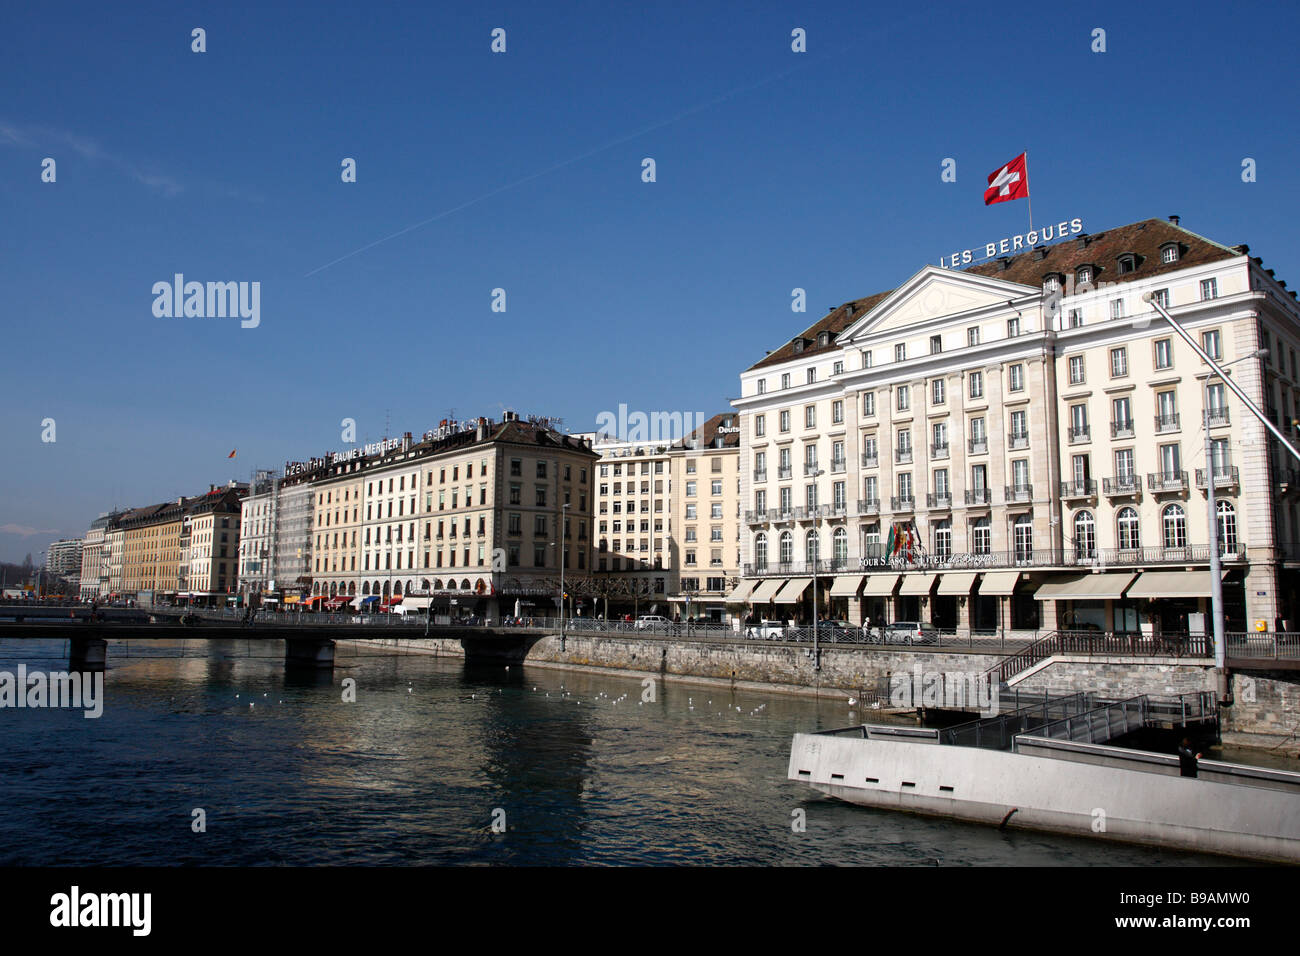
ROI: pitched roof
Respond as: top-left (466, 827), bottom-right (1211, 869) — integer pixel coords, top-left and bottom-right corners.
top-left (745, 217), bottom-right (1243, 372)
top-left (673, 412), bottom-right (741, 450)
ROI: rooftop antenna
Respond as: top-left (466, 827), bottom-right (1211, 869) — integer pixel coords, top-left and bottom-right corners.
top-left (384, 408), bottom-right (391, 440)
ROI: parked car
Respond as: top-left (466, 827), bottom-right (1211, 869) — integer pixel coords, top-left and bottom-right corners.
top-left (813, 620), bottom-right (860, 642)
top-left (634, 615), bottom-right (674, 631)
top-left (882, 621), bottom-right (940, 645)
top-left (745, 618), bottom-right (789, 640)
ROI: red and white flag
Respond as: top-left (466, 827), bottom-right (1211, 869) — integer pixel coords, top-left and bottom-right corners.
top-left (984, 153), bottom-right (1028, 206)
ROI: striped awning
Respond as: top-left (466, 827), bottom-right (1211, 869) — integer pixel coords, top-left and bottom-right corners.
top-left (938, 571), bottom-right (978, 595)
top-left (978, 571), bottom-right (1021, 595)
top-left (829, 575), bottom-right (865, 597)
top-left (750, 578), bottom-right (785, 603)
top-left (773, 578), bottom-right (812, 603)
top-left (862, 573), bottom-right (900, 596)
top-left (725, 580), bottom-right (758, 603)
top-left (898, 573), bottom-right (937, 596)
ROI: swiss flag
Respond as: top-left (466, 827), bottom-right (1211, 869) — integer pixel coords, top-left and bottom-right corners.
top-left (984, 153), bottom-right (1028, 206)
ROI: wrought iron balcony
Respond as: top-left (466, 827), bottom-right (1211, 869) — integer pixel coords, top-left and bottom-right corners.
top-left (964, 488), bottom-right (991, 506)
top-left (1103, 475), bottom-right (1141, 496)
top-left (804, 463), bottom-right (821, 476)
top-left (926, 492), bottom-right (952, 509)
top-left (1059, 479), bottom-right (1097, 499)
top-left (753, 469), bottom-right (767, 482)
top-left (856, 498), bottom-right (880, 515)
top-left (1008, 432), bottom-right (1030, 450)
top-left (968, 438), bottom-right (988, 455)
top-left (1147, 471), bottom-right (1188, 493)
top-left (861, 452), bottom-right (878, 468)
top-left (778, 466), bottom-right (793, 479)
top-left (1004, 484), bottom-right (1033, 503)
top-left (1110, 420), bottom-right (1135, 439)
top-left (1154, 413), bottom-right (1180, 433)
top-left (895, 448), bottom-right (913, 464)
top-left (1068, 425), bottom-right (1091, 444)
top-left (890, 495), bottom-right (916, 511)
top-left (830, 458), bottom-right (847, 474)
top-left (1206, 408), bottom-right (1230, 427)
top-left (930, 443), bottom-right (950, 459)
top-left (1194, 466), bottom-right (1239, 490)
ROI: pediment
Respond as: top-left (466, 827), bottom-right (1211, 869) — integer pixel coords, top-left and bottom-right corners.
top-left (842, 266), bottom-right (1035, 341)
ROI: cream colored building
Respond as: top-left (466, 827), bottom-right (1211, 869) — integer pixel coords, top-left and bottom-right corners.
top-left (734, 216), bottom-right (1300, 635)
top-left (184, 488), bottom-right (244, 601)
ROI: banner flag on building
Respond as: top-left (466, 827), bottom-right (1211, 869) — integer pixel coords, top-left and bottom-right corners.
top-left (984, 153), bottom-right (1029, 206)
top-left (227, 449), bottom-right (237, 458)
top-left (886, 524), bottom-right (898, 557)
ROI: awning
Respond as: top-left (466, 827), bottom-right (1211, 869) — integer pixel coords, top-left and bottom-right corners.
top-left (360, 595), bottom-right (380, 605)
top-left (749, 579), bottom-right (785, 603)
top-left (862, 573), bottom-right (900, 596)
top-left (383, 596), bottom-right (403, 606)
top-left (403, 596), bottom-right (433, 609)
top-left (899, 573), bottom-right (937, 596)
top-left (305, 596), bottom-right (326, 605)
top-left (978, 571), bottom-right (1021, 595)
top-left (725, 580), bottom-right (757, 603)
top-left (1125, 570), bottom-right (1223, 600)
top-left (829, 575), bottom-right (865, 597)
top-left (938, 571), bottom-right (978, 596)
top-left (1033, 572), bottom-right (1136, 601)
top-left (772, 578), bottom-right (812, 603)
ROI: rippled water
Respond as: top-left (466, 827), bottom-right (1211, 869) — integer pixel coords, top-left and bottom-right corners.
top-left (0, 638), bottom-right (1276, 866)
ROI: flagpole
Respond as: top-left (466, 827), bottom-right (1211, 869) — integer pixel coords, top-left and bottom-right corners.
top-left (1024, 150), bottom-right (1033, 234)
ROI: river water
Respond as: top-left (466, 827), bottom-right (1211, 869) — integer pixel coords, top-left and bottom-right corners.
top-left (0, 638), bottom-right (1289, 866)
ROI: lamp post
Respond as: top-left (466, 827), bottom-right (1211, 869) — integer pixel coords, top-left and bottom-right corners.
top-left (1145, 291), bottom-right (1300, 701)
top-left (810, 468), bottom-right (825, 671)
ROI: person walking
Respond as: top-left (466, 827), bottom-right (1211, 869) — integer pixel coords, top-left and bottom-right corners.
top-left (1177, 737), bottom-right (1202, 778)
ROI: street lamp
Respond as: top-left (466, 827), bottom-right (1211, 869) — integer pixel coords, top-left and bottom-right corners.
top-left (560, 502), bottom-right (570, 637)
top-left (810, 468), bottom-right (825, 672)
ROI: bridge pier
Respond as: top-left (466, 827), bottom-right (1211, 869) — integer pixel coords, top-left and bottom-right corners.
top-left (69, 637), bottom-right (107, 671)
top-left (285, 637), bottom-right (335, 669)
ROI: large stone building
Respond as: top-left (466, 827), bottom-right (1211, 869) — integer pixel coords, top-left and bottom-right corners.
top-left (78, 514), bottom-right (121, 601)
top-left (183, 486), bottom-right (246, 603)
top-left (733, 216), bottom-right (1300, 636)
top-left (236, 469), bottom-right (315, 605)
top-left (46, 538), bottom-right (83, 592)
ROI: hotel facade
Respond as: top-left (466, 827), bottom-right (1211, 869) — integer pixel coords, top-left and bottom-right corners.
top-left (733, 216), bottom-right (1300, 636)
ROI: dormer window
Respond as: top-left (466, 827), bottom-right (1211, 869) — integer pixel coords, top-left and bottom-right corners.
top-left (1076, 265), bottom-right (1093, 285)
top-left (1043, 273), bottom-right (1062, 293)
top-left (792, 338), bottom-right (805, 353)
top-left (1118, 253), bottom-right (1138, 274)
top-left (818, 331), bottom-right (829, 347)
top-left (1160, 242), bottom-right (1179, 264)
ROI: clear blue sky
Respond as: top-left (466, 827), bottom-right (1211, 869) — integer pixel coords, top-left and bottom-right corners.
top-left (3, 0), bottom-right (1298, 563)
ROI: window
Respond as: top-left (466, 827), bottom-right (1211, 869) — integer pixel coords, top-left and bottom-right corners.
top-left (967, 327), bottom-right (980, 347)
top-left (1162, 504), bottom-right (1187, 549)
top-left (931, 378), bottom-right (946, 404)
top-left (1113, 396), bottom-right (1132, 430)
top-left (863, 392), bottom-right (875, 416)
top-left (969, 371), bottom-right (983, 399)
top-left (807, 368), bottom-right (817, 385)
top-left (1217, 500), bottom-right (1238, 554)
top-left (1010, 410), bottom-right (1028, 442)
top-left (972, 517), bottom-right (991, 555)
top-left (1077, 266), bottom-right (1093, 285)
top-left (861, 349), bottom-right (873, 369)
top-left (833, 526), bottom-right (848, 565)
top-left (1007, 316), bottom-right (1021, 338)
top-left (896, 386), bottom-right (910, 411)
top-left (1110, 299), bottom-right (1125, 320)
top-left (1073, 511), bottom-right (1096, 558)
top-left (1152, 288), bottom-right (1169, 309)
top-left (895, 343), bottom-right (907, 362)
top-left (779, 531), bottom-right (793, 564)
top-left (805, 405), bottom-right (816, 428)
top-left (833, 360), bottom-right (843, 376)
top-left (805, 530), bottom-right (819, 565)
top-left (757, 379), bottom-right (767, 395)
top-left (1159, 443), bottom-right (1181, 477)
top-left (1201, 329), bottom-right (1222, 360)
top-left (1154, 338), bottom-right (1173, 369)
top-left (781, 372), bottom-right (791, 389)
top-left (1069, 355), bottom-right (1085, 384)
top-left (779, 410), bottom-right (790, 432)
top-left (1118, 254), bottom-right (1136, 274)
top-left (1161, 244), bottom-right (1179, 264)
top-left (711, 479), bottom-right (722, 496)
top-left (1201, 278), bottom-right (1218, 301)
top-left (1115, 448), bottom-right (1135, 479)
top-left (930, 334), bottom-right (942, 354)
top-left (1008, 364), bottom-right (1024, 392)
top-left (1013, 515), bottom-right (1033, 561)
top-left (754, 533), bottom-right (768, 569)
top-left (1068, 309), bottom-right (1083, 328)
top-left (1110, 347), bottom-right (1128, 377)
top-left (1011, 458), bottom-right (1029, 490)
top-left (832, 400), bottom-right (843, 424)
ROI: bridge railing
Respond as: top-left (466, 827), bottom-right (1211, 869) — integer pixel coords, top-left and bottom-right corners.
top-left (1226, 631), bottom-right (1300, 661)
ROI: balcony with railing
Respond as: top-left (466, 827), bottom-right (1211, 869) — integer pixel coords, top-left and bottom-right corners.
top-left (968, 438), bottom-right (988, 455)
top-left (1068, 424), bottom-right (1091, 444)
top-left (861, 451), bottom-right (878, 468)
top-left (1147, 471), bottom-right (1188, 493)
top-left (964, 488), bottom-right (991, 506)
top-left (1206, 408), bottom-right (1230, 427)
top-left (856, 498), bottom-right (880, 515)
top-left (931, 442), bottom-right (950, 460)
top-left (890, 495), bottom-right (916, 512)
top-left (895, 447), bottom-right (913, 465)
top-left (804, 463), bottom-right (821, 477)
top-left (1110, 419), bottom-right (1135, 439)
top-left (926, 492), bottom-right (952, 509)
top-left (1008, 431), bottom-right (1029, 450)
top-left (753, 469), bottom-right (767, 482)
top-left (1004, 484), bottom-right (1033, 503)
top-left (778, 466), bottom-right (793, 479)
top-left (1154, 413), bottom-right (1180, 434)
top-left (830, 457), bottom-right (847, 474)
top-left (1059, 479), bottom-right (1097, 499)
top-left (1103, 475), bottom-right (1141, 497)
top-left (1194, 466), bottom-right (1239, 490)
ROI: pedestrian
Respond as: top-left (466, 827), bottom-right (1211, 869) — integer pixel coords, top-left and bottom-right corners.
top-left (1177, 737), bottom-right (1202, 778)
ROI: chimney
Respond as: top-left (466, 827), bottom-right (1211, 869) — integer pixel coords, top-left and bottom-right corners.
top-left (476, 420), bottom-right (486, 441)
top-left (402, 432), bottom-right (412, 452)
top-left (1168, 214), bottom-right (1180, 226)
top-left (209, 485), bottom-right (215, 493)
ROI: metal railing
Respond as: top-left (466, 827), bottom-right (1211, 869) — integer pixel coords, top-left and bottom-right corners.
top-left (1004, 484), bottom-right (1032, 502)
top-left (991, 629), bottom-right (1214, 685)
top-left (1059, 479), bottom-right (1097, 498)
top-left (895, 448), bottom-right (913, 464)
top-left (856, 498), bottom-right (880, 515)
top-left (1146, 471), bottom-right (1188, 492)
top-left (1110, 420), bottom-right (1135, 439)
top-left (1194, 466), bottom-right (1239, 489)
top-left (926, 492), bottom-right (952, 509)
top-left (968, 438), bottom-right (988, 455)
top-left (1008, 432), bottom-right (1030, 450)
top-left (931, 443), bottom-right (949, 459)
top-left (1068, 425), bottom-right (1090, 443)
top-left (1154, 413), bottom-right (1180, 433)
top-left (1225, 631), bottom-right (1300, 661)
top-left (890, 495), bottom-right (915, 511)
top-left (964, 488), bottom-right (991, 505)
top-left (1103, 475), bottom-right (1141, 495)
top-left (861, 452), bottom-right (878, 467)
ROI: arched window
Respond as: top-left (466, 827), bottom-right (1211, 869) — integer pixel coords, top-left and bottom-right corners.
top-left (330, 582), bottom-right (337, 597)
top-left (422, 579), bottom-right (431, 592)
top-left (394, 580), bottom-right (402, 596)
top-left (1074, 510), bottom-right (1096, 559)
top-left (971, 516), bottom-right (991, 555)
top-left (1013, 515), bottom-right (1033, 561)
top-left (933, 520), bottom-right (952, 560)
top-left (833, 527), bottom-right (848, 566)
top-left (383, 581), bottom-right (390, 596)
top-left (779, 531), bottom-right (793, 565)
top-left (806, 530), bottom-right (820, 566)
top-left (348, 581), bottom-right (356, 594)
top-left (754, 533), bottom-right (768, 570)
top-left (1217, 500), bottom-right (1238, 555)
top-left (1162, 504), bottom-right (1187, 549)
top-left (1117, 507), bottom-right (1140, 550)
top-left (461, 579), bottom-right (471, 590)
top-left (362, 581), bottom-right (370, 595)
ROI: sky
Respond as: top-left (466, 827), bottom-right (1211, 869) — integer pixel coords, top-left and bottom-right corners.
top-left (2, 0), bottom-right (1299, 563)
